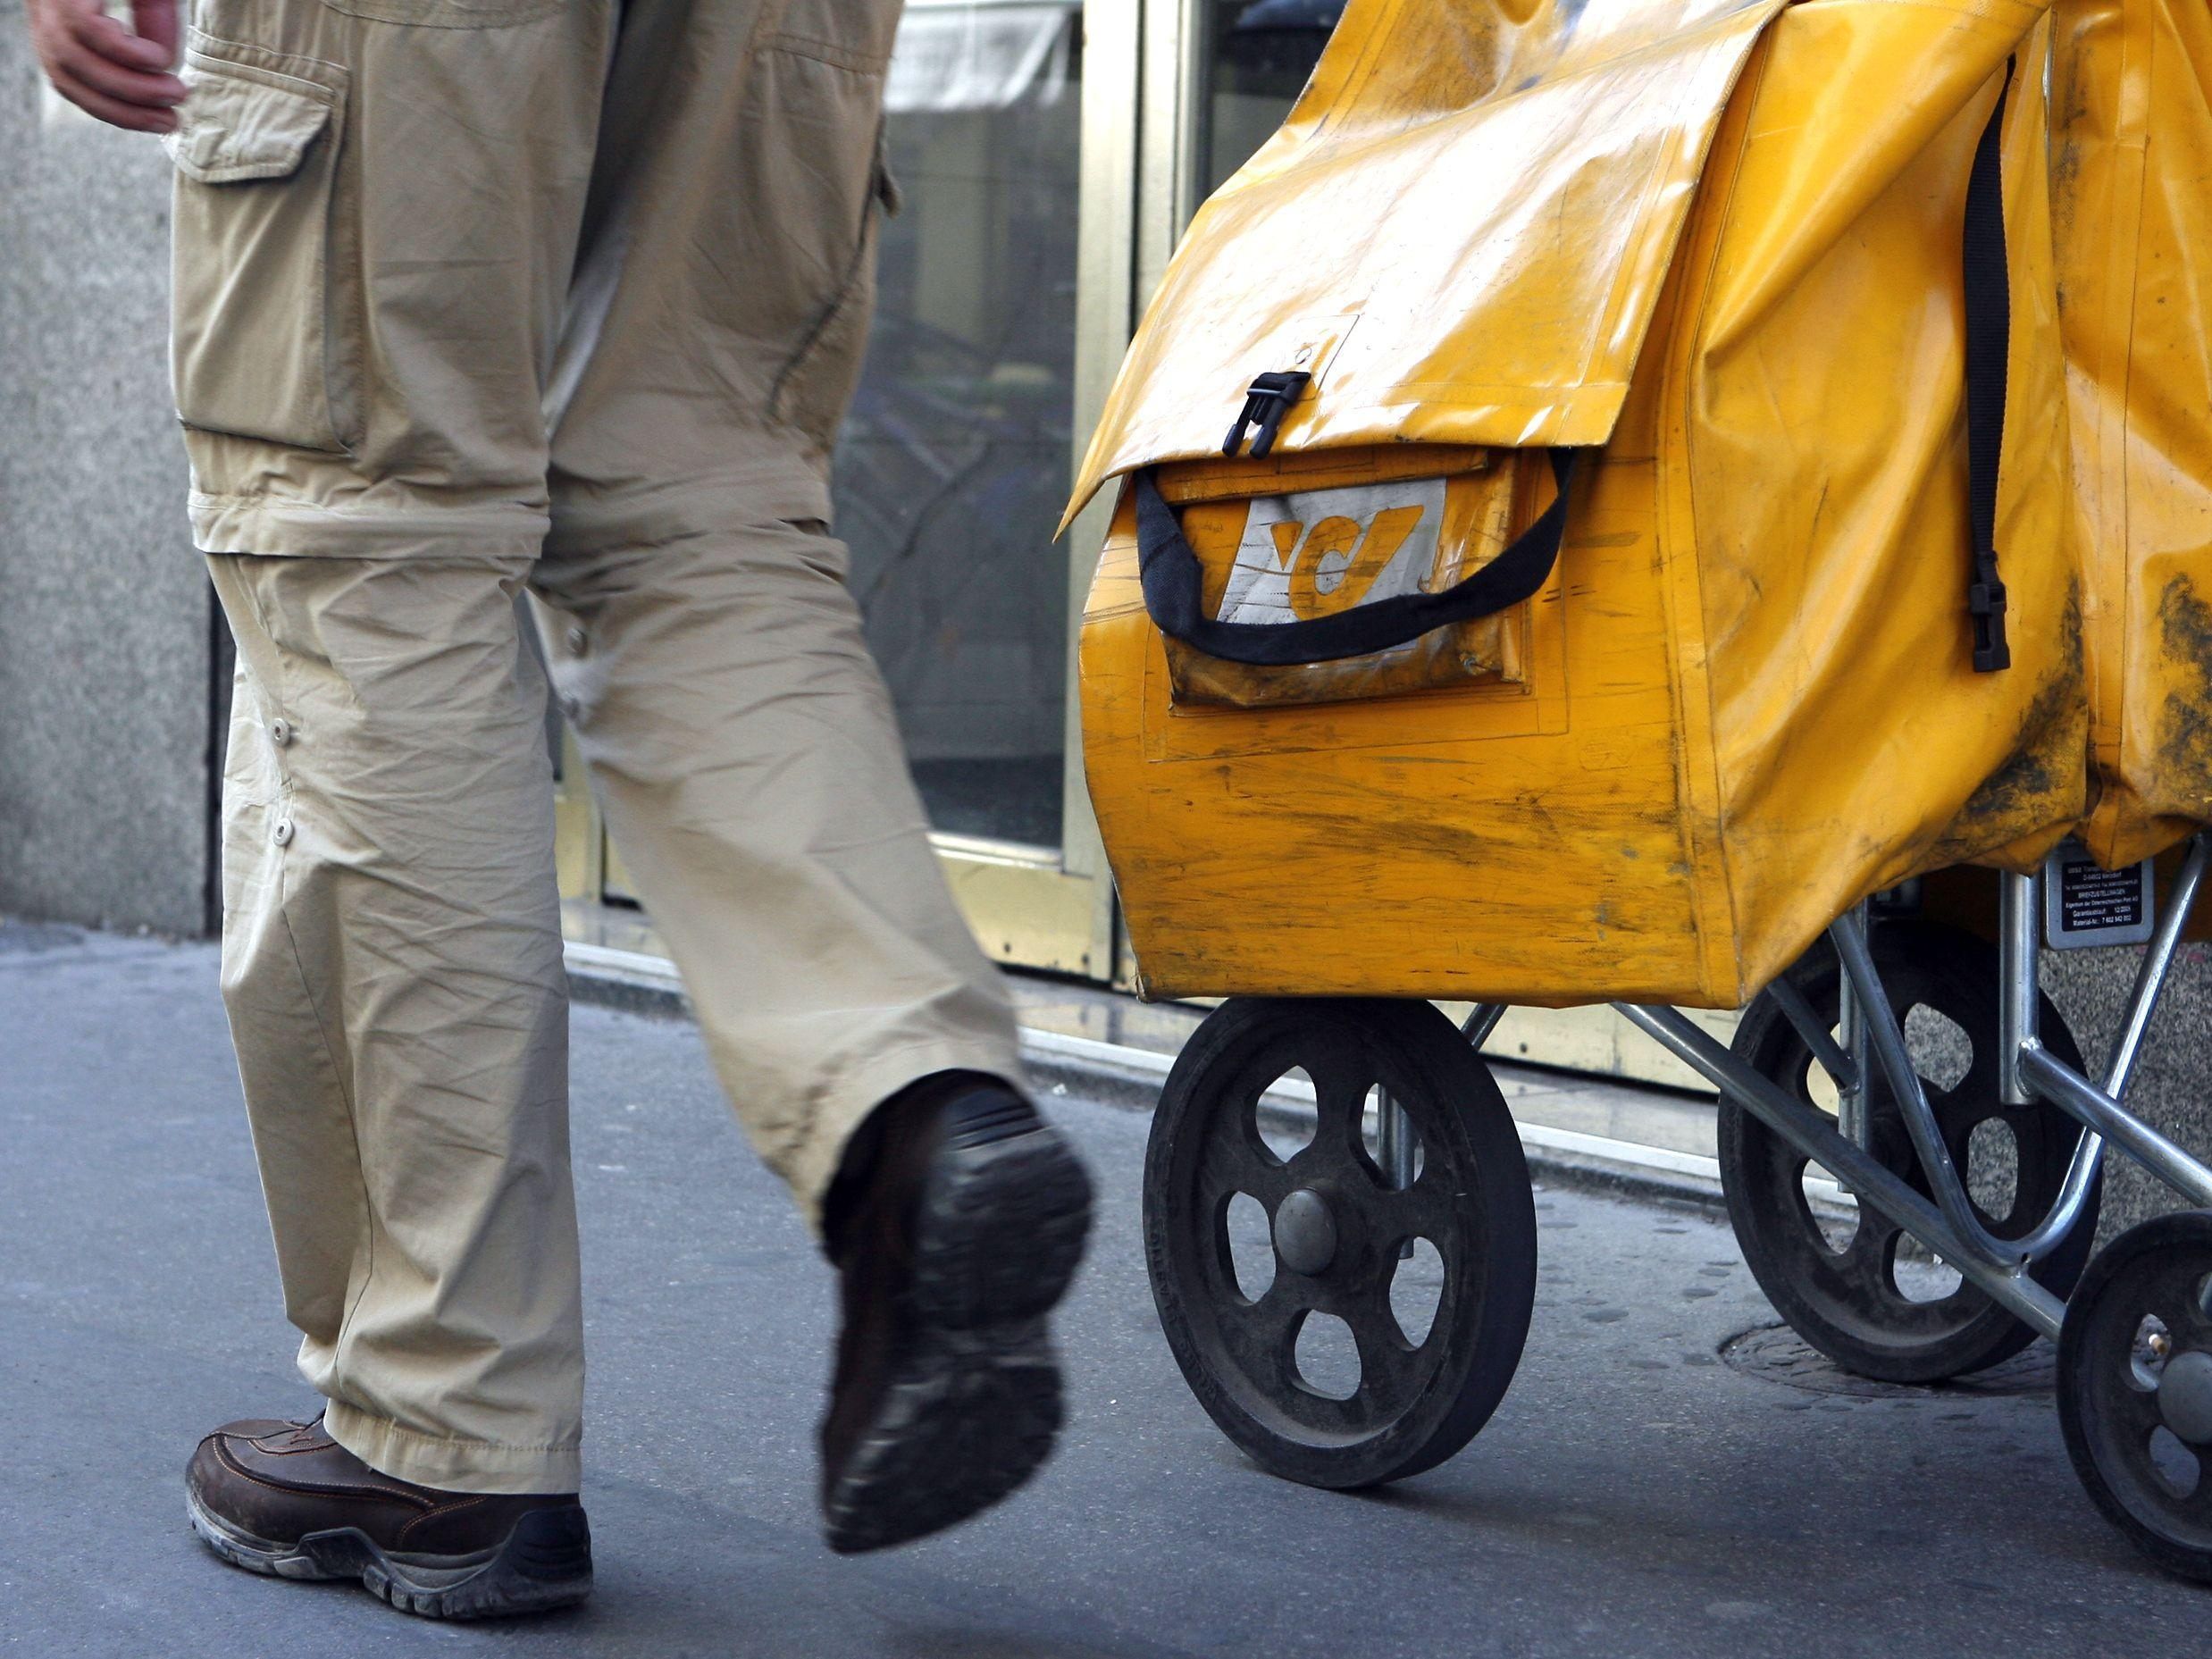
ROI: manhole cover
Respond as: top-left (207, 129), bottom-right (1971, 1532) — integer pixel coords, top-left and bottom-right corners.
top-left (1720, 1323), bottom-right (2054, 1399)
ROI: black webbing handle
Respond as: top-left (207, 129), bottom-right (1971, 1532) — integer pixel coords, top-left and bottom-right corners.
top-left (1963, 61), bottom-right (2013, 672)
top-left (1134, 450), bottom-right (1577, 667)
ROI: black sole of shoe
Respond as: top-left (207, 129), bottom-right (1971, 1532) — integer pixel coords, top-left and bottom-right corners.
top-left (823, 1119), bottom-right (1093, 1554)
top-left (187, 1489), bottom-right (592, 1619)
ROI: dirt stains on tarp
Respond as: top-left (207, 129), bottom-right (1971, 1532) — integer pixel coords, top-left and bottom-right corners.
top-left (1926, 577), bottom-right (2090, 866)
top-left (2154, 573), bottom-right (2212, 814)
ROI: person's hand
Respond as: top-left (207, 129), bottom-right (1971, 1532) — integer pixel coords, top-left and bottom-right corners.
top-left (27, 0), bottom-right (184, 135)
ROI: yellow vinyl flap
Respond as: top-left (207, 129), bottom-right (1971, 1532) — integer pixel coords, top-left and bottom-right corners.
top-left (1065, 0), bottom-right (1791, 528)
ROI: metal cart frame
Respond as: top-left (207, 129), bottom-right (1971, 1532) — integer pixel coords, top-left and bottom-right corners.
top-left (1149, 834), bottom-right (2212, 1578)
top-left (1535, 834), bottom-right (2212, 1346)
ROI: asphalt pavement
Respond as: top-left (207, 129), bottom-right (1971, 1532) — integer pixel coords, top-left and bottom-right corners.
top-left (0, 921), bottom-right (2193, 1656)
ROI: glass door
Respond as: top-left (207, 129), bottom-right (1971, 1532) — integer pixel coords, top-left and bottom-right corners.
top-left (848, 0), bottom-right (1084, 852)
top-left (1194, 0), bottom-right (1345, 197)
top-left (1134, 0), bottom-right (1345, 303)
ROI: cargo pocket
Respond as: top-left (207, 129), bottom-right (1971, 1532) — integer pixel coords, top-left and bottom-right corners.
top-left (166, 48), bottom-right (352, 454)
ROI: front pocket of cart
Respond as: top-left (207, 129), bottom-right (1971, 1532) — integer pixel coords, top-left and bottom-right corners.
top-left (1135, 448), bottom-right (1567, 708)
top-left (166, 47), bottom-right (351, 453)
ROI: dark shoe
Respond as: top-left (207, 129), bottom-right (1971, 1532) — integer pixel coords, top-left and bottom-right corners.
top-left (186, 1416), bottom-right (591, 1619)
top-left (819, 1073), bottom-right (1093, 1553)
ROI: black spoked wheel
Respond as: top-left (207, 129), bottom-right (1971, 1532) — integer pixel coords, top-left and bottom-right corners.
top-left (1143, 997), bottom-right (1537, 1489)
top-left (1717, 920), bottom-right (2099, 1384)
top-left (2060, 1211), bottom-right (2212, 1582)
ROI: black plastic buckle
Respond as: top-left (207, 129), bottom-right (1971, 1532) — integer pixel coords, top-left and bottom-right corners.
top-left (1970, 557), bottom-right (2010, 673)
top-left (1222, 370), bottom-right (1311, 460)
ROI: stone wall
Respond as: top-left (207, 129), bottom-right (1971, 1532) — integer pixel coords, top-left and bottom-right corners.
top-left (0, 13), bottom-right (214, 936)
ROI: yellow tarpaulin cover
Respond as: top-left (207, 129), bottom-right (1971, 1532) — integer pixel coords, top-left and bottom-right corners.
top-left (1066, 0), bottom-right (1793, 515)
top-left (1077, 0), bottom-right (2097, 1007)
top-left (2053, 0), bottom-right (2212, 867)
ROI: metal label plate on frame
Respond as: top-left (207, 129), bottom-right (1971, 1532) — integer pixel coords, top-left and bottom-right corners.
top-left (2043, 842), bottom-right (2157, 949)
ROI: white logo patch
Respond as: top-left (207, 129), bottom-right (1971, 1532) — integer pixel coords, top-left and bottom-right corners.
top-left (1214, 478), bottom-right (1446, 624)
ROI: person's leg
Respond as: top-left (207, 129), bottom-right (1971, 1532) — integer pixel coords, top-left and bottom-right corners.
top-left (194, 552), bottom-right (591, 1615)
top-left (535, 0), bottom-right (1092, 1549)
top-left (209, 551), bottom-right (579, 1489)
top-left (533, 524), bottom-right (1024, 1209)
top-left (534, 500), bottom-right (1093, 1557)
top-left (172, 0), bottom-right (617, 1614)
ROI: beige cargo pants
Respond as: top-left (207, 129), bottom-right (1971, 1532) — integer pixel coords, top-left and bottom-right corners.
top-left (175, 0), bottom-right (1025, 1495)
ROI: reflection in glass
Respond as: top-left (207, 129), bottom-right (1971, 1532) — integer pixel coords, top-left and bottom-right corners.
top-left (836, 1), bottom-right (1083, 850)
top-left (1201, 0), bottom-right (1345, 197)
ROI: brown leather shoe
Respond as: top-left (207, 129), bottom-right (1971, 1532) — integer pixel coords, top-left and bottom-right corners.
top-left (819, 1073), bottom-right (1093, 1553)
top-left (186, 1416), bottom-right (591, 1619)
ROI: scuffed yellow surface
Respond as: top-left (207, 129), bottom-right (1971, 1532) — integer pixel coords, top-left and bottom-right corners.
top-left (2053, 0), bottom-right (2212, 866)
top-left (1065, 0), bottom-right (1793, 526)
top-left (1080, 0), bottom-right (2098, 1007)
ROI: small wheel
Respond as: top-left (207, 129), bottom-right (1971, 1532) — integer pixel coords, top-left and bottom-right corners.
top-left (2060, 1212), bottom-right (2212, 1581)
top-left (1143, 997), bottom-right (1537, 1488)
top-left (1717, 920), bottom-right (2099, 1384)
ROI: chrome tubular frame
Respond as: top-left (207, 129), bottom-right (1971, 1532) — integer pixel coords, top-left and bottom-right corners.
top-left (1998, 865), bottom-right (2041, 1108)
top-left (1827, 916), bottom-right (2016, 1264)
top-left (1462, 1004), bottom-right (1507, 1051)
top-left (1832, 901), bottom-right (1872, 1149)
top-left (1611, 1001), bottom-right (2064, 1338)
top-left (1377, 1085), bottom-right (1419, 1261)
top-left (2019, 1046), bottom-right (2212, 1209)
top-left (2003, 838), bottom-right (2210, 1257)
top-left (1595, 832), bottom-right (2212, 1343)
top-left (1377, 1088), bottom-right (1418, 1190)
top-left (2100, 834), bottom-right (2208, 1101)
top-left (1767, 976), bottom-right (1861, 1097)
top-left (2007, 834), bottom-right (2212, 1221)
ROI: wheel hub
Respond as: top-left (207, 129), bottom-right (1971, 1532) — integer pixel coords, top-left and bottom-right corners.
top-left (1274, 1187), bottom-right (1338, 1276)
top-left (2158, 1350), bottom-right (2212, 1445)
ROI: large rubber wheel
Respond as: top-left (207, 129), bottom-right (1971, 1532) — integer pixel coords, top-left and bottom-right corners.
top-left (1717, 920), bottom-right (2099, 1384)
top-left (2059, 1211), bottom-right (2212, 1582)
top-left (1144, 997), bottom-right (1538, 1488)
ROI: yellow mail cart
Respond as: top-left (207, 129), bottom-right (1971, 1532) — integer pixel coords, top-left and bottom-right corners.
top-left (1072, 0), bottom-right (2212, 1580)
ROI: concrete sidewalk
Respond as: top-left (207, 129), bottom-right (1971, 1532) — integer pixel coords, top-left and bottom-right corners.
top-left (0, 921), bottom-right (2191, 1656)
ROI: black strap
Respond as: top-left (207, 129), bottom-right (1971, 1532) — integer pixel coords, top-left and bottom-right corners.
top-left (1963, 62), bottom-right (2013, 672)
top-left (1224, 371), bottom-right (1312, 459)
top-left (1135, 451), bottom-right (1577, 666)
